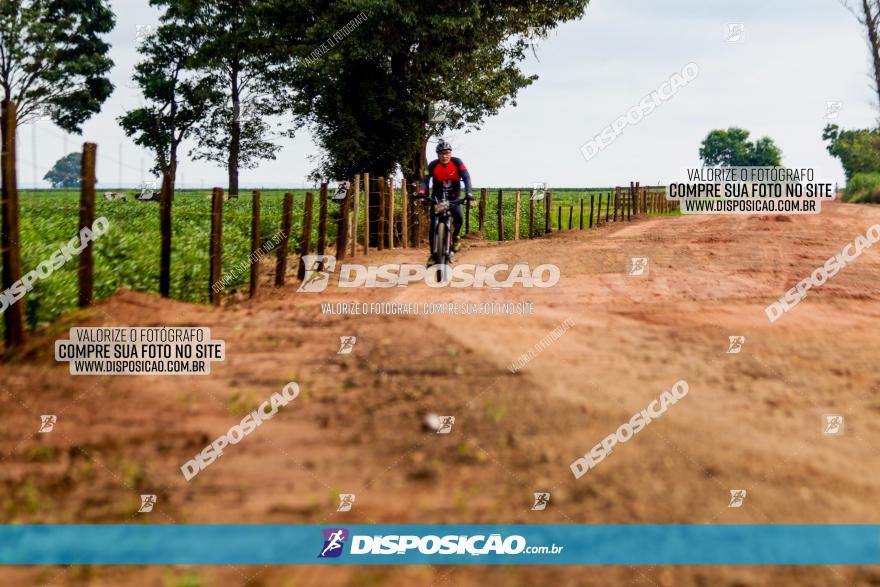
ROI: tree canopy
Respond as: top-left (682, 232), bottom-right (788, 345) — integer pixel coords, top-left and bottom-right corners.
top-left (0, 0), bottom-right (115, 131)
top-left (151, 0), bottom-right (295, 196)
top-left (699, 128), bottom-right (782, 167)
top-left (118, 21), bottom-right (220, 183)
top-left (43, 152), bottom-right (89, 188)
top-left (822, 124), bottom-right (880, 181)
top-left (266, 0), bottom-right (590, 181)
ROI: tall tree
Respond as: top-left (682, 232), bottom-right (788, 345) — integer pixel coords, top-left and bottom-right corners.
top-left (44, 152), bottom-right (87, 188)
top-left (267, 1), bottom-right (589, 182)
top-left (699, 128), bottom-right (782, 167)
top-left (0, 0), bottom-right (115, 131)
top-left (842, 0), bottom-right (880, 122)
top-left (118, 22), bottom-right (219, 192)
top-left (153, 0), bottom-right (294, 197)
top-left (119, 21), bottom-right (219, 298)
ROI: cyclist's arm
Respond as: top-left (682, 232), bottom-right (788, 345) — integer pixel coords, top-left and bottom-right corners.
top-left (418, 161), bottom-right (436, 197)
top-left (454, 158), bottom-right (473, 196)
top-left (418, 174), bottom-right (432, 197)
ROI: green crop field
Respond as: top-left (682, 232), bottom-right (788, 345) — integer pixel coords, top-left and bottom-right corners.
top-left (7, 190), bottom-right (307, 333)
top-left (1, 187), bottom-right (672, 335)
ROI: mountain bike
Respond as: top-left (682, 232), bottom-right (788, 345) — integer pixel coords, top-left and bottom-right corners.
top-left (421, 194), bottom-right (465, 282)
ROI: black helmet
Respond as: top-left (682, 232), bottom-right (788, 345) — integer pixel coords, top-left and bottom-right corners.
top-left (435, 141), bottom-right (453, 154)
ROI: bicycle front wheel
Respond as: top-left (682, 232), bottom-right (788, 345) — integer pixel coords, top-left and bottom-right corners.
top-left (433, 222), bottom-right (449, 282)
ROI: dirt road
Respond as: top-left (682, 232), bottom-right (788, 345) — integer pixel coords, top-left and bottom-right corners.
top-left (3, 201), bottom-right (880, 586)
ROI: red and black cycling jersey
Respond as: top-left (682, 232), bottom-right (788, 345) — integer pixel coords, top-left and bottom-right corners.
top-left (418, 157), bottom-right (473, 199)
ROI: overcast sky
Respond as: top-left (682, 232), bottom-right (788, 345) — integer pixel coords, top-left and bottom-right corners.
top-left (17, 0), bottom-right (873, 189)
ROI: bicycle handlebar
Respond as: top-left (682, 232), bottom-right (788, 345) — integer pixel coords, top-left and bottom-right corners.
top-left (417, 195), bottom-right (468, 206)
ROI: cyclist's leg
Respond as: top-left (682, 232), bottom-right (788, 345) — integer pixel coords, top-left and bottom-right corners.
top-left (451, 204), bottom-right (464, 251)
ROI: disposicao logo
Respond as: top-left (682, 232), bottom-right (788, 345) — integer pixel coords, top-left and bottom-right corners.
top-left (319, 528), bottom-right (349, 558)
top-left (296, 255), bottom-right (560, 292)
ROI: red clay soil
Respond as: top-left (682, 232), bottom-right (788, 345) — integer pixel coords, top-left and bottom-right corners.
top-left (2, 200), bottom-right (880, 586)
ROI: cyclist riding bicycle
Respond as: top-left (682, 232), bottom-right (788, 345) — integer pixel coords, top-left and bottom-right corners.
top-left (415, 141), bottom-right (476, 266)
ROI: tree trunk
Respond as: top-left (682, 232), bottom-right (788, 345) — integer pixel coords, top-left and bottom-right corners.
top-left (1, 100), bottom-right (25, 346)
top-left (407, 133), bottom-right (429, 183)
top-left (159, 149), bottom-right (177, 297)
top-left (228, 65), bottom-right (241, 198)
top-left (864, 0), bottom-right (880, 123)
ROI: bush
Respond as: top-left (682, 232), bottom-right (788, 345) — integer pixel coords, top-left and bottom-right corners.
top-left (843, 172), bottom-right (880, 203)
top-left (823, 125), bottom-right (880, 181)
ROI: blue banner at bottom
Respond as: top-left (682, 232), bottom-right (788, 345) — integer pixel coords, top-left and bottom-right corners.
top-left (0, 525), bottom-right (877, 565)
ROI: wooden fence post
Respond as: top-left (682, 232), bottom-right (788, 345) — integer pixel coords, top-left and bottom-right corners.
top-left (624, 183), bottom-right (629, 221)
top-left (275, 192), bottom-right (293, 286)
top-left (497, 189), bottom-right (504, 241)
top-left (568, 206), bottom-right (573, 230)
top-left (557, 206), bottom-right (562, 230)
top-left (351, 175), bottom-right (360, 257)
top-left (378, 177), bottom-right (385, 251)
top-left (317, 183), bottom-right (328, 255)
top-left (528, 192), bottom-right (535, 239)
top-left (634, 181), bottom-right (640, 216)
top-left (514, 191), bottom-right (521, 240)
top-left (629, 183), bottom-right (634, 217)
top-left (545, 191), bottom-right (552, 233)
top-left (336, 184), bottom-right (350, 261)
top-left (209, 187), bottom-right (224, 305)
top-left (579, 199), bottom-right (584, 229)
top-left (613, 187), bottom-right (619, 222)
top-left (387, 178), bottom-right (395, 249)
top-left (249, 190), bottom-right (260, 297)
top-left (589, 195), bottom-right (595, 228)
top-left (479, 187), bottom-right (487, 236)
top-left (626, 183), bottom-right (631, 221)
top-left (421, 186), bottom-right (429, 246)
top-left (409, 180), bottom-right (419, 247)
top-left (0, 100), bottom-right (23, 347)
top-left (401, 178), bottom-right (408, 247)
top-left (363, 173), bottom-right (369, 255)
top-left (631, 182), bottom-right (636, 220)
top-left (605, 191), bottom-right (611, 222)
top-left (297, 192), bottom-right (314, 280)
top-left (78, 143), bottom-right (96, 309)
top-left (159, 171), bottom-right (173, 298)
